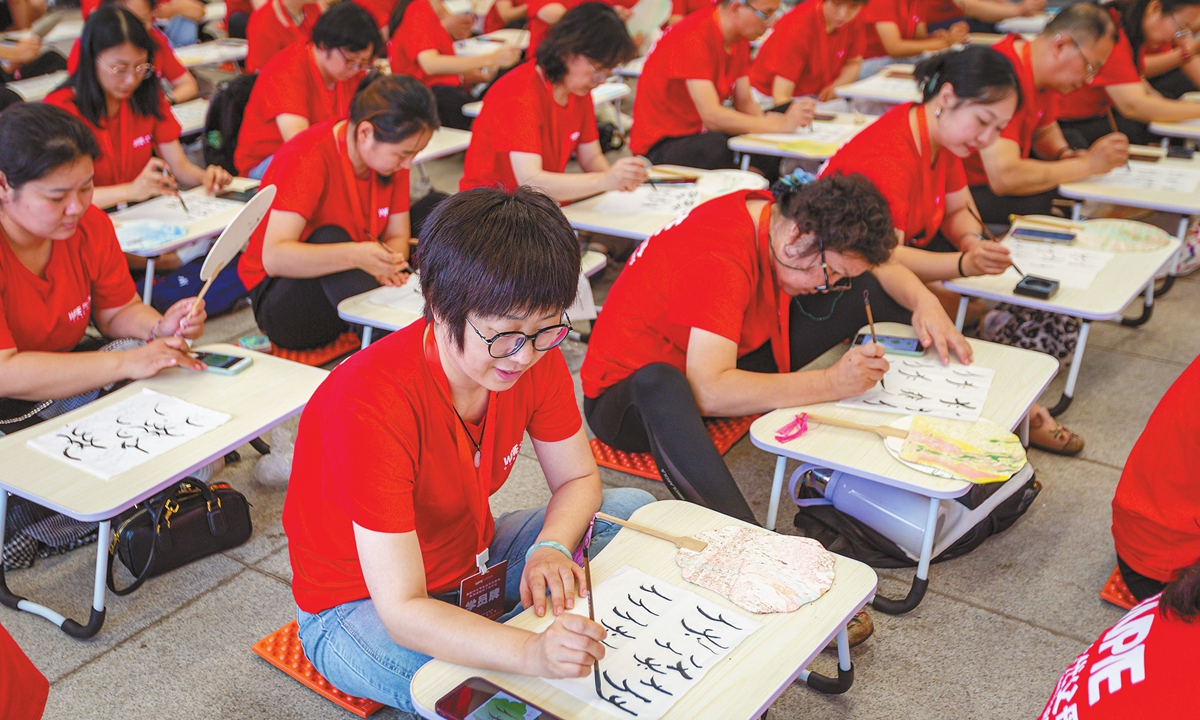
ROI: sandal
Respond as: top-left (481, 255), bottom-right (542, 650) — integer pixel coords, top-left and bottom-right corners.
top-left (1028, 405), bottom-right (1085, 456)
top-left (825, 609), bottom-right (874, 651)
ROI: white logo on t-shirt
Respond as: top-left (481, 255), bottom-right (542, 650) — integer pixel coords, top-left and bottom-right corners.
top-left (569, 131), bottom-right (581, 143)
top-left (67, 295), bottom-right (92, 323)
top-left (377, 207), bottom-right (390, 220)
top-left (131, 134), bottom-right (153, 149)
top-left (502, 441), bottom-right (521, 469)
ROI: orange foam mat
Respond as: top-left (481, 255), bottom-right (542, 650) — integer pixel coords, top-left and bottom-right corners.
top-left (253, 621), bottom-right (385, 718)
top-left (590, 415), bottom-right (760, 481)
top-left (270, 330), bottom-right (361, 367)
top-left (1100, 566), bottom-right (1137, 611)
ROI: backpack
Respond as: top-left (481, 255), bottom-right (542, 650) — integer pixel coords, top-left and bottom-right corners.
top-left (203, 74), bottom-right (258, 176)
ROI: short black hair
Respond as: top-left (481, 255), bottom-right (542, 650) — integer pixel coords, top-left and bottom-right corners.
top-left (0, 104), bottom-right (101, 190)
top-left (102, 0), bottom-right (158, 11)
top-left (1160, 555), bottom-right (1200, 622)
top-left (1044, 1), bottom-right (1117, 44)
top-left (351, 73), bottom-right (441, 144)
top-left (421, 187), bottom-right (581, 349)
top-left (915, 44), bottom-right (1023, 109)
top-left (1114, 0), bottom-right (1200, 55)
top-left (771, 174), bottom-right (897, 266)
top-left (313, 2), bottom-right (382, 56)
top-left (72, 5), bottom-right (162, 127)
top-left (537, 3), bottom-right (638, 84)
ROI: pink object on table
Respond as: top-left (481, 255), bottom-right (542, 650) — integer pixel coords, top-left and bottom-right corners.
top-left (775, 413), bottom-right (809, 442)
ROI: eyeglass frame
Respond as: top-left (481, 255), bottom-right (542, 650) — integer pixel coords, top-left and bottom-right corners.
top-left (1061, 34), bottom-right (1101, 81)
top-left (96, 55), bottom-right (155, 80)
top-left (1169, 11), bottom-right (1194, 43)
top-left (584, 58), bottom-right (613, 83)
top-left (466, 313), bottom-right (572, 358)
top-left (770, 233), bottom-right (853, 294)
top-left (335, 47), bottom-right (375, 72)
top-left (738, 0), bottom-right (780, 23)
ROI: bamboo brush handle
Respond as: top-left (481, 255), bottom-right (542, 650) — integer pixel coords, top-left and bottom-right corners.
top-left (806, 412), bottom-right (907, 439)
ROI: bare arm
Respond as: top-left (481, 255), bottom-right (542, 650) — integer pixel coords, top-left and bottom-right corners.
top-left (872, 257), bottom-right (973, 363)
top-left (874, 21), bottom-right (953, 57)
top-left (770, 76), bottom-right (796, 107)
top-left (275, 113), bottom-right (311, 144)
top-left (978, 135), bottom-right (1107, 195)
top-left (818, 57), bottom-right (863, 102)
top-left (380, 210), bottom-right (412, 259)
top-left (535, 2), bottom-right (566, 24)
top-left (165, 71), bottom-right (200, 104)
top-left (686, 79), bottom-right (804, 135)
top-left (953, 0), bottom-right (1043, 24)
top-left (158, 139), bottom-right (233, 194)
top-left (1107, 80), bottom-right (1200, 123)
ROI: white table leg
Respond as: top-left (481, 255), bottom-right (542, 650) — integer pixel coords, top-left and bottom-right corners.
top-left (1071, 202), bottom-right (1082, 222)
top-left (765, 454), bottom-right (787, 532)
top-left (872, 496), bottom-right (938, 615)
top-left (610, 100), bottom-right (624, 135)
top-left (362, 326), bottom-right (373, 347)
top-left (953, 295), bottom-right (969, 331)
top-left (1019, 413), bottom-right (1030, 447)
top-left (1049, 320), bottom-right (1089, 416)
top-left (740, 154), bottom-right (751, 172)
top-left (142, 257), bottom-right (156, 305)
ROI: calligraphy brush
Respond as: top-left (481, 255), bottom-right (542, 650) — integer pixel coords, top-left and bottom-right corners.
top-left (966, 205), bottom-right (1026, 277)
top-left (152, 147), bottom-right (189, 214)
top-left (862, 290), bottom-right (877, 345)
top-left (1105, 108), bottom-right (1131, 171)
top-left (582, 543), bottom-right (601, 698)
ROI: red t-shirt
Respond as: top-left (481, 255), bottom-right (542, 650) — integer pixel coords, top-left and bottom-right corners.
top-left (525, 0), bottom-right (583, 58)
top-left (921, 0), bottom-right (961, 26)
top-left (1111, 355), bottom-right (1200, 583)
top-left (862, 0), bottom-right (923, 59)
top-left (459, 61), bottom-right (598, 192)
top-left (822, 102), bottom-right (966, 247)
top-left (671, 0), bottom-right (712, 19)
top-left (1039, 595), bottom-right (1200, 720)
top-left (964, 35), bottom-right (1061, 186)
top-left (580, 190), bottom-right (789, 397)
top-left (238, 118), bottom-right (412, 290)
top-left (245, 0), bottom-right (321, 73)
top-left (0, 206), bottom-right (137, 353)
top-left (235, 42), bottom-right (364, 175)
top-left (283, 317), bottom-right (583, 612)
top-left (81, 0), bottom-right (100, 18)
top-left (45, 87), bottom-right (182, 187)
top-left (748, 0), bottom-right (865, 97)
top-left (387, 0), bottom-right (459, 87)
top-left (351, 0), bottom-right (396, 29)
top-left (67, 27), bottom-right (188, 82)
top-left (484, 0), bottom-right (527, 33)
top-left (226, 0), bottom-right (255, 17)
top-left (1058, 10), bottom-right (1141, 120)
top-left (629, 7), bottom-right (751, 155)
top-left (0, 623), bottom-right (48, 720)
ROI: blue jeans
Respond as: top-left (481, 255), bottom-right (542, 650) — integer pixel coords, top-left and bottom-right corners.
top-left (248, 155), bottom-right (273, 180)
top-left (161, 15), bottom-right (199, 47)
top-left (295, 488), bottom-right (656, 712)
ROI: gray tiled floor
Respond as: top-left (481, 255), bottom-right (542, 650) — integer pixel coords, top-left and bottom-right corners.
top-left (6, 152), bottom-right (1197, 718)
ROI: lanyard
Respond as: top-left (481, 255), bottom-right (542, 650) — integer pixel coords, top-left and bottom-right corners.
top-left (755, 198), bottom-right (791, 374)
top-left (913, 103), bottom-right (947, 246)
top-left (335, 123), bottom-right (385, 240)
top-left (422, 324), bottom-right (495, 556)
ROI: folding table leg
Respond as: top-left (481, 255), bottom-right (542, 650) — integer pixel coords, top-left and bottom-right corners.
top-left (142, 257), bottom-right (156, 305)
top-left (1019, 413), bottom-right (1030, 447)
top-left (740, 154), bottom-right (751, 172)
top-left (1155, 215), bottom-right (1189, 299)
top-left (1120, 283), bottom-right (1155, 327)
top-left (872, 496), bottom-right (939, 615)
top-left (765, 455), bottom-right (787, 532)
top-left (954, 295), bottom-right (969, 331)
top-left (1048, 320), bottom-right (1090, 417)
top-left (799, 625), bottom-right (855, 694)
top-left (0, 493), bottom-right (108, 639)
top-left (362, 326), bottom-right (374, 348)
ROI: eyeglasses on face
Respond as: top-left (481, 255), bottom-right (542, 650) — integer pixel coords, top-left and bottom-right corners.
top-left (739, 0), bottom-right (781, 23)
top-left (772, 235), bottom-right (853, 293)
top-left (336, 48), bottom-right (374, 71)
top-left (585, 58), bottom-right (612, 83)
top-left (1063, 35), bottom-right (1101, 81)
top-left (97, 56), bottom-right (154, 80)
top-left (466, 313), bottom-right (572, 358)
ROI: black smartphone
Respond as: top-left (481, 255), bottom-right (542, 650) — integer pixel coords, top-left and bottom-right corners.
top-left (217, 187), bottom-right (259, 202)
top-left (1167, 145), bottom-right (1196, 160)
top-left (852, 333), bottom-right (925, 356)
top-left (1011, 227), bottom-right (1075, 243)
top-left (435, 677), bottom-right (563, 720)
top-left (1013, 275), bottom-right (1060, 300)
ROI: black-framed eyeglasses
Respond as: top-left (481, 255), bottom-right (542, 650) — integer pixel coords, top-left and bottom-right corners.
top-left (772, 235), bottom-right (853, 293)
top-left (739, 0), bottom-right (780, 23)
top-left (1063, 35), bottom-right (1101, 81)
top-left (466, 314), bottom-right (572, 358)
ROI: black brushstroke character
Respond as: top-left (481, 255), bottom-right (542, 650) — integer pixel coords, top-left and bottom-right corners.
top-left (665, 661), bottom-right (693, 680)
top-left (601, 619), bottom-right (636, 640)
top-left (633, 655), bottom-right (664, 674)
top-left (614, 608), bottom-right (648, 627)
top-left (639, 584), bottom-right (672, 601)
top-left (603, 671), bottom-right (650, 703)
top-left (697, 605), bottom-right (742, 630)
top-left (629, 595), bottom-right (659, 616)
top-left (602, 694), bottom-right (637, 716)
top-left (690, 654), bottom-right (704, 669)
top-left (654, 639), bottom-right (682, 656)
top-left (681, 619), bottom-right (728, 651)
top-left (639, 677), bottom-right (672, 696)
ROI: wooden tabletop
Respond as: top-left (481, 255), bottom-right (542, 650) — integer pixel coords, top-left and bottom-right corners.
top-left (996, 12), bottom-right (1052, 33)
top-left (410, 500), bottom-right (878, 720)
top-left (0, 344), bottom-right (326, 521)
top-left (727, 112), bottom-right (878, 160)
top-left (1058, 155), bottom-right (1200, 215)
top-left (172, 97), bottom-right (210, 136)
top-left (8, 70), bottom-right (67, 101)
top-left (943, 228), bottom-right (1181, 320)
top-left (749, 323), bottom-right (1058, 499)
top-left (562, 167), bottom-right (768, 241)
top-left (464, 82), bottom-right (630, 118)
top-left (835, 69), bottom-right (920, 105)
top-left (173, 39), bottom-right (247, 69)
top-left (112, 177), bottom-right (261, 258)
top-left (415, 127), bottom-right (472, 164)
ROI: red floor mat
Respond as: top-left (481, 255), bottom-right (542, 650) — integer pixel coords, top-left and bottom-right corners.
top-left (590, 415), bottom-right (759, 481)
top-left (269, 331), bottom-right (361, 366)
top-left (252, 621), bottom-right (384, 717)
top-left (1099, 566), bottom-right (1137, 611)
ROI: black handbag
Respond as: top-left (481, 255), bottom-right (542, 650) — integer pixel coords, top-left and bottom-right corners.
top-left (107, 479), bottom-right (252, 595)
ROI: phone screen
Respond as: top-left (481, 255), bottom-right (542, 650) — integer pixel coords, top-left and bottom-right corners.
top-left (436, 678), bottom-right (562, 720)
top-left (854, 334), bottom-right (923, 354)
top-left (1011, 228), bottom-right (1075, 243)
top-left (195, 352), bottom-right (244, 370)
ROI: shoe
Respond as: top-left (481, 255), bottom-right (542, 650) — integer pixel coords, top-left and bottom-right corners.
top-left (1028, 405), bottom-right (1085, 456)
top-left (825, 609), bottom-right (874, 651)
top-left (254, 426), bottom-right (295, 486)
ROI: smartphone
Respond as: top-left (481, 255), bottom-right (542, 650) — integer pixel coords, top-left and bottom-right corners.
top-left (852, 333), bottom-right (925, 356)
top-left (218, 187), bottom-right (259, 203)
top-left (194, 351), bottom-right (253, 375)
top-left (1013, 275), bottom-right (1060, 300)
top-left (435, 678), bottom-right (563, 720)
top-left (1011, 227), bottom-right (1075, 243)
top-left (1167, 145), bottom-right (1196, 160)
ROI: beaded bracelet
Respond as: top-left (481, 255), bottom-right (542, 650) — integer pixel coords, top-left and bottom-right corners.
top-left (524, 540), bottom-right (573, 566)
top-left (147, 318), bottom-right (163, 343)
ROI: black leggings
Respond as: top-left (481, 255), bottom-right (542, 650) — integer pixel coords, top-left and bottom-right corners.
top-left (789, 271), bottom-right (913, 370)
top-left (646, 132), bottom-right (780, 184)
top-left (970, 183), bottom-right (1060, 227)
top-left (1118, 555), bottom-right (1169, 602)
top-left (431, 84), bottom-right (475, 131)
top-left (226, 11), bottom-right (249, 38)
top-left (1148, 67), bottom-right (1196, 100)
top-left (1060, 112), bottom-right (1155, 148)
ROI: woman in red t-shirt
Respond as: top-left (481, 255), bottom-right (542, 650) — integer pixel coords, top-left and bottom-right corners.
top-left (282, 186), bottom-right (654, 712)
top-left (1058, 0), bottom-right (1200, 147)
top-left (244, 0), bottom-right (323, 73)
top-left (861, 0), bottom-right (966, 75)
top-left (460, 3), bottom-right (644, 201)
top-left (387, 0), bottom-right (521, 130)
top-left (749, 0), bottom-right (867, 107)
top-left (240, 74), bottom-right (438, 351)
top-left (0, 104), bottom-right (207, 429)
top-left (484, 0), bottom-right (527, 32)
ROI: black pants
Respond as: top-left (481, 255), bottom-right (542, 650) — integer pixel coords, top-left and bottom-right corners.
top-left (226, 11), bottom-right (249, 38)
top-left (1149, 67), bottom-right (1196, 100)
top-left (1118, 555), bottom-right (1169, 602)
top-left (432, 84), bottom-right (475, 131)
top-left (1060, 112), bottom-right (1154, 148)
top-left (970, 183), bottom-right (1060, 227)
top-left (789, 270), bottom-right (913, 370)
top-left (646, 132), bottom-right (780, 184)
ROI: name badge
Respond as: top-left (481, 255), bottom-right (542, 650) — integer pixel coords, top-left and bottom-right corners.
top-left (459, 559), bottom-right (507, 619)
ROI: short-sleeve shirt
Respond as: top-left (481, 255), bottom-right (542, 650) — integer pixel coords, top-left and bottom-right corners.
top-left (387, 0), bottom-right (459, 87)
top-left (226, 0), bottom-right (254, 17)
top-left (525, 0), bottom-right (583, 58)
top-left (671, 0), bottom-right (712, 19)
top-left (245, 0), bottom-right (321, 73)
top-left (234, 42), bottom-right (364, 175)
top-left (350, 0), bottom-right (394, 29)
top-left (0, 205), bottom-right (136, 352)
top-left (67, 27), bottom-right (188, 83)
top-left (629, 7), bottom-right (751, 155)
top-left (45, 87), bottom-right (182, 187)
top-left (459, 61), bottom-right (598, 192)
top-left (580, 190), bottom-right (789, 397)
top-left (748, 0), bottom-right (865, 97)
top-left (80, 0), bottom-right (100, 18)
top-left (238, 118), bottom-right (412, 290)
top-left (1058, 9), bottom-right (1142, 120)
top-left (862, 0), bottom-right (923, 59)
top-left (282, 317), bottom-right (583, 612)
top-left (963, 35), bottom-right (1061, 186)
top-left (1111, 354), bottom-right (1200, 583)
top-left (484, 0), bottom-right (527, 33)
top-left (1038, 595), bottom-right (1200, 720)
top-left (0, 622), bottom-right (48, 720)
top-left (921, 0), bottom-right (961, 26)
top-left (822, 102), bottom-right (967, 247)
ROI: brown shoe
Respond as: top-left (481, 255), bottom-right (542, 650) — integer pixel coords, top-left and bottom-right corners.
top-left (1028, 405), bottom-right (1086, 456)
top-left (826, 609), bottom-right (874, 651)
